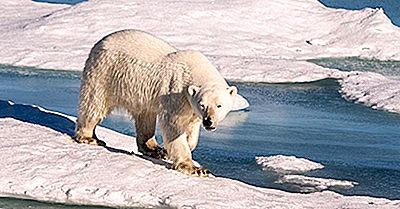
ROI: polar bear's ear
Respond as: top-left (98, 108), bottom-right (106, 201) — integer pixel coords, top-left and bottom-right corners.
top-left (228, 86), bottom-right (237, 96)
top-left (188, 85), bottom-right (200, 97)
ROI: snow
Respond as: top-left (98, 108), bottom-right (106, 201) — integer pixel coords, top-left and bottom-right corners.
top-left (218, 57), bottom-right (348, 83)
top-left (256, 155), bottom-right (324, 173)
top-left (1, 0), bottom-right (400, 113)
top-left (1, 103), bottom-right (400, 208)
top-left (1, 0), bottom-right (400, 70)
top-left (340, 72), bottom-right (400, 113)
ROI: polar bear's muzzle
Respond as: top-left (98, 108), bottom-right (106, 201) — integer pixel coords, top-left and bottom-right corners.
top-left (203, 116), bottom-right (216, 131)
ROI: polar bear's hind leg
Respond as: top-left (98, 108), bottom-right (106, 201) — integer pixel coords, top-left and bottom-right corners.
top-left (135, 112), bottom-right (165, 159)
top-left (75, 80), bottom-right (109, 146)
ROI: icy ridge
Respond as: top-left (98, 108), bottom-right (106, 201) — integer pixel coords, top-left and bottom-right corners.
top-left (340, 72), bottom-right (400, 113)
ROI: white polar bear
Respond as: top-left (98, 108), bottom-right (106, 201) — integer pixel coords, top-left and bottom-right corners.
top-left (75, 29), bottom-right (237, 176)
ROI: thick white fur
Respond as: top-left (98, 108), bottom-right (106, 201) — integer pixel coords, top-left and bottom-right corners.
top-left (76, 29), bottom-right (237, 174)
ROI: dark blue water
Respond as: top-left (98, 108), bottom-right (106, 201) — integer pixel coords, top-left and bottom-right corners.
top-left (319, 0), bottom-right (400, 26)
top-left (198, 80), bottom-right (400, 199)
top-left (1, 63), bottom-right (399, 200)
top-left (33, 0), bottom-right (85, 5)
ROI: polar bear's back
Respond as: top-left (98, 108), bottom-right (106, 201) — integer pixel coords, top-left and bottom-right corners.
top-left (96, 30), bottom-right (176, 63)
top-left (81, 30), bottom-right (181, 113)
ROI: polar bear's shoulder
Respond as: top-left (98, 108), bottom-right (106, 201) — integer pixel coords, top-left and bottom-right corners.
top-left (166, 50), bottom-right (228, 87)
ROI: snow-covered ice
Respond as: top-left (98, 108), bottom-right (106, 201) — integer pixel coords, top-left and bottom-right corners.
top-left (1, 0), bottom-right (400, 113)
top-left (340, 72), bottom-right (400, 113)
top-left (1, 103), bottom-right (400, 208)
top-left (256, 155), bottom-right (324, 174)
top-left (277, 175), bottom-right (359, 192)
top-left (255, 155), bottom-right (357, 193)
top-left (1, 0), bottom-right (400, 70)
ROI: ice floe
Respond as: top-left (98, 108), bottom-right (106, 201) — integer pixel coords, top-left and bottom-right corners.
top-left (256, 155), bottom-right (359, 193)
top-left (256, 155), bottom-right (324, 174)
top-left (0, 103), bottom-right (399, 208)
top-left (277, 175), bottom-right (359, 192)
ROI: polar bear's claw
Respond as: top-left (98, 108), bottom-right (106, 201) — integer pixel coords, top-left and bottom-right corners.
top-left (76, 136), bottom-right (106, 147)
top-left (175, 161), bottom-right (210, 177)
top-left (192, 167), bottom-right (211, 177)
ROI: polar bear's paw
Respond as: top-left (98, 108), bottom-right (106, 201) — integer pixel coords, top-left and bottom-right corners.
top-left (174, 161), bottom-right (211, 177)
top-left (141, 146), bottom-right (167, 160)
top-left (75, 136), bottom-right (106, 147)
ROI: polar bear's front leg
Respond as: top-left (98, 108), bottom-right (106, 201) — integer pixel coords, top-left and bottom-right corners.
top-left (186, 118), bottom-right (201, 151)
top-left (160, 119), bottom-right (210, 177)
top-left (166, 134), bottom-right (210, 177)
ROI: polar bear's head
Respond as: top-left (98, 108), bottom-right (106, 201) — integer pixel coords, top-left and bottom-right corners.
top-left (187, 84), bottom-right (237, 131)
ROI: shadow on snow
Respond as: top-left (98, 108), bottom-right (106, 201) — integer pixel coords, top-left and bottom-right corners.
top-left (0, 100), bottom-right (170, 167)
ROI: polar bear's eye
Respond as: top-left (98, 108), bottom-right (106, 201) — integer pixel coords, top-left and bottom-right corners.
top-left (200, 104), bottom-right (206, 110)
top-left (217, 105), bottom-right (222, 108)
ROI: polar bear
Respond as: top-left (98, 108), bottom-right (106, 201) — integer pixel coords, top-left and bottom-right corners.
top-left (75, 29), bottom-right (237, 176)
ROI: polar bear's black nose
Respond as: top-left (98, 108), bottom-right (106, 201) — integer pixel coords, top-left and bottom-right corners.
top-left (203, 117), bottom-right (213, 127)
